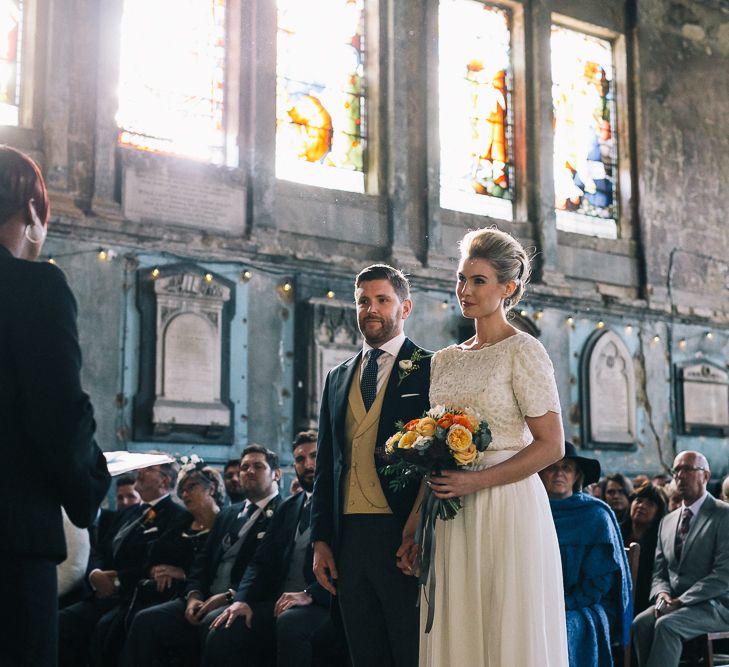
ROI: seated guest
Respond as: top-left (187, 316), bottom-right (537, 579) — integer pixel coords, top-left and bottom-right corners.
top-left (621, 483), bottom-right (667, 615)
top-left (127, 460), bottom-right (223, 618)
top-left (633, 451), bottom-right (729, 667)
top-left (720, 474), bottom-right (729, 502)
top-left (59, 459), bottom-right (187, 667)
top-left (95, 474), bottom-right (142, 547)
top-left (602, 473), bottom-right (634, 524)
top-left (651, 473), bottom-right (671, 488)
top-left (540, 443), bottom-right (632, 667)
top-left (204, 431), bottom-right (345, 667)
top-left (665, 479), bottom-right (683, 512)
top-left (223, 459), bottom-right (245, 505)
top-left (123, 445), bottom-right (281, 667)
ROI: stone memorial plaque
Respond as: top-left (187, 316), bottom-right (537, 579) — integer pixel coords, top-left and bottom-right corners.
top-left (584, 330), bottom-right (636, 447)
top-left (681, 363), bottom-right (729, 434)
top-left (123, 165), bottom-right (245, 234)
top-left (152, 272), bottom-right (232, 428)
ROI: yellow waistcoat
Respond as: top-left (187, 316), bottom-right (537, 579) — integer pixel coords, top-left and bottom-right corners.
top-left (342, 362), bottom-right (392, 514)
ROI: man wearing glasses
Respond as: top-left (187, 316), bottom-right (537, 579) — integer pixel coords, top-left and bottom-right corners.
top-left (632, 450), bottom-right (729, 667)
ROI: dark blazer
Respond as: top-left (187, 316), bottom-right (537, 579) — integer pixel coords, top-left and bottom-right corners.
top-left (185, 494), bottom-right (282, 598)
top-left (0, 244), bottom-right (110, 563)
top-left (235, 492), bottom-right (328, 608)
top-left (311, 337), bottom-right (431, 550)
top-left (90, 495), bottom-right (189, 596)
top-left (651, 494), bottom-right (729, 618)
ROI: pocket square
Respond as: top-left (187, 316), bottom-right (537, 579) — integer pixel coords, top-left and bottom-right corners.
top-left (143, 527), bottom-right (159, 535)
top-left (401, 393), bottom-right (420, 398)
top-left (256, 531), bottom-right (266, 539)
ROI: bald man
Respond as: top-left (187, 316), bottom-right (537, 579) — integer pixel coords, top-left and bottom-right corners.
top-left (632, 451), bottom-right (729, 667)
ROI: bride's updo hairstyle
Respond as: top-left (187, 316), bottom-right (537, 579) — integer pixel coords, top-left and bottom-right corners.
top-left (459, 227), bottom-right (531, 310)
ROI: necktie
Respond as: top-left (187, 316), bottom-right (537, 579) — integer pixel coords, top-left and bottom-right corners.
top-left (112, 503), bottom-right (151, 556)
top-left (361, 348), bottom-right (384, 411)
top-left (675, 507), bottom-right (693, 560)
top-left (298, 497), bottom-right (311, 535)
top-left (224, 502), bottom-right (259, 549)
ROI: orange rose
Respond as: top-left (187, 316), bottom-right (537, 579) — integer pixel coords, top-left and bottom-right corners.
top-left (453, 443), bottom-right (477, 465)
top-left (446, 425), bottom-right (473, 451)
top-left (404, 419), bottom-right (420, 432)
top-left (399, 431), bottom-right (419, 449)
top-left (416, 417), bottom-right (437, 437)
top-left (437, 414), bottom-right (454, 429)
top-left (452, 414), bottom-right (474, 431)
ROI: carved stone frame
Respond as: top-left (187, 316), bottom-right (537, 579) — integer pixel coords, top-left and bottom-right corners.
top-left (675, 361), bottom-right (729, 437)
top-left (580, 328), bottom-right (637, 450)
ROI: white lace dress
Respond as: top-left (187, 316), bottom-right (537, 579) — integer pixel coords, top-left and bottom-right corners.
top-left (419, 332), bottom-right (569, 667)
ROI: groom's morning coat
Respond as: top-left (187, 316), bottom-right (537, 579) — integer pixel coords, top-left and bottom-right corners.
top-left (311, 337), bottom-right (431, 551)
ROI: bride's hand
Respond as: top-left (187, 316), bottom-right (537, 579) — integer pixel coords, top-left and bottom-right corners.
top-left (429, 469), bottom-right (487, 498)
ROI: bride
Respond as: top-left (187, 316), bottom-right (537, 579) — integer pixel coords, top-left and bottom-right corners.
top-left (415, 227), bottom-right (568, 666)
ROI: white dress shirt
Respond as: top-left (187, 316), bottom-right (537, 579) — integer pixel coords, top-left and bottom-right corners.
top-left (360, 332), bottom-right (406, 395)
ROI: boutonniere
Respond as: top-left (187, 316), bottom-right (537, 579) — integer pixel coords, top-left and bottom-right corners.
top-left (265, 509), bottom-right (274, 519)
top-left (398, 349), bottom-right (430, 385)
top-left (142, 508), bottom-right (157, 527)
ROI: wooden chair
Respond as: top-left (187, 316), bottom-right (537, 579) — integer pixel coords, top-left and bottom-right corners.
top-left (681, 632), bottom-right (729, 666)
top-left (623, 542), bottom-right (641, 667)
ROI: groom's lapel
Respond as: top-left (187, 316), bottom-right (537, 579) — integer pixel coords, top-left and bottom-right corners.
top-left (378, 338), bottom-right (417, 443)
top-left (334, 352), bottom-right (362, 447)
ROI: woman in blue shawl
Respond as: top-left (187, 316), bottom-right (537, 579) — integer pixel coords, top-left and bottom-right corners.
top-left (540, 443), bottom-right (632, 667)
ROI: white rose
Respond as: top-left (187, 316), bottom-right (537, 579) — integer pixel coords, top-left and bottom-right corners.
top-left (399, 359), bottom-right (414, 371)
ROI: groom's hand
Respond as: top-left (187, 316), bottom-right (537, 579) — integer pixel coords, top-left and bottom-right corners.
top-left (313, 541), bottom-right (338, 595)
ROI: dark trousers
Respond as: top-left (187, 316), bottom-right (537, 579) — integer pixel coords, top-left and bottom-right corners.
top-left (58, 595), bottom-right (124, 667)
top-left (0, 556), bottom-right (58, 667)
top-left (336, 515), bottom-right (419, 667)
top-left (123, 597), bottom-right (219, 667)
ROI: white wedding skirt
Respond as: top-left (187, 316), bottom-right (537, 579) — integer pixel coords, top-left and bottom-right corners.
top-left (419, 452), bottom-right (568, 667)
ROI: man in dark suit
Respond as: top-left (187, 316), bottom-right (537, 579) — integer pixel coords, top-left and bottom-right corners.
top-left (632, 450), bottom-right (729, 667)
top-left (123, 445), bottom-right (282, 667)
top-left (312, 264), bottom-right (431, 667)
top-left (203, 431), bottom-right (343, 667)
top-left (58, 459), bottom-right (187, 666)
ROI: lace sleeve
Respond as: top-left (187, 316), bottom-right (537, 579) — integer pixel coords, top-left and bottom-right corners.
top-left (512, 337), bottom-right (561, 418)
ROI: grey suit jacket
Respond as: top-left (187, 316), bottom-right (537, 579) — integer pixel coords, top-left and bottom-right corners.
top-left (650, 494), bottom-right (729, 616)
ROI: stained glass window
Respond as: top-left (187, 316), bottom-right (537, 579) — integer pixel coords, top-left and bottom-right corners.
top-left (0, 0), bottom-right (22, 127)
top-left (551, 25), bottom-right (618, 238)
top-left (439, 0), bottom-right (514, 220)
top-left (276, 0), bottom-right (365, 192)
top-left (116, 0), bottom-right (228, 165)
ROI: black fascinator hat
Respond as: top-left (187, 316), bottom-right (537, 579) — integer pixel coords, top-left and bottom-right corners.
top-left (563, 441), bottom-right (601, 487)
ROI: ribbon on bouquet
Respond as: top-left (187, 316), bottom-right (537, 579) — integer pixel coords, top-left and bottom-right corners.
top-left (415, 486), bottom-right (440, 634)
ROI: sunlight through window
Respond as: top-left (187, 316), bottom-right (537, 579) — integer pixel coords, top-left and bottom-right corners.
top-left (0, 0), bottom-right (22, 127)
top-left (116, 0), bottom-right (228, 164)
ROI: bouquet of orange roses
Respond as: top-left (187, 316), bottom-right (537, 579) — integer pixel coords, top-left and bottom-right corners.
top-left (382, 405), bottom-right (492, 520)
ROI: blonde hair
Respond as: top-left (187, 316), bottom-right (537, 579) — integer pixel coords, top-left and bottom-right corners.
top-left (458, 227), bottom-right (531, 309)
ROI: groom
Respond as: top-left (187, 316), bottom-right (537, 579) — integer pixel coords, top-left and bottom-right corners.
top-left (311, 264), bottom-right (431, 667)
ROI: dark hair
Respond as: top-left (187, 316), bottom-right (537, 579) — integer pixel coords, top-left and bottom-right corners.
top-left (292, 430), bottom-right (318, 452)
top-left (605, 473), bottom-right (634, 497)
top-left (355, 264), bottom-right (410, 302)
top-left (116, 474), bottom-right (137, 488)
top-left (630, 482), bottom-right (667, 523)
top-left (242, 444), bottom-right (279, 470)
top-left (0, 146), bottom-right (49, 227)
top-left (458, 227), bottom-right (530, 310)
top-left (177, 466), bottom-right (225, 507)
top-left (224, 459), bottom-right (241, 471)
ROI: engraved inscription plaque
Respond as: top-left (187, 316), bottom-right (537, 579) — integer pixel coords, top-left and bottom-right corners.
top-left (680, 363), bottom-right (729, 435)
top-left (123, 166), bottom-right (245, 234)
top-left (152, 272), bottom-right (232, 428)
top-left (582, 329), bottom-right (637, 448)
